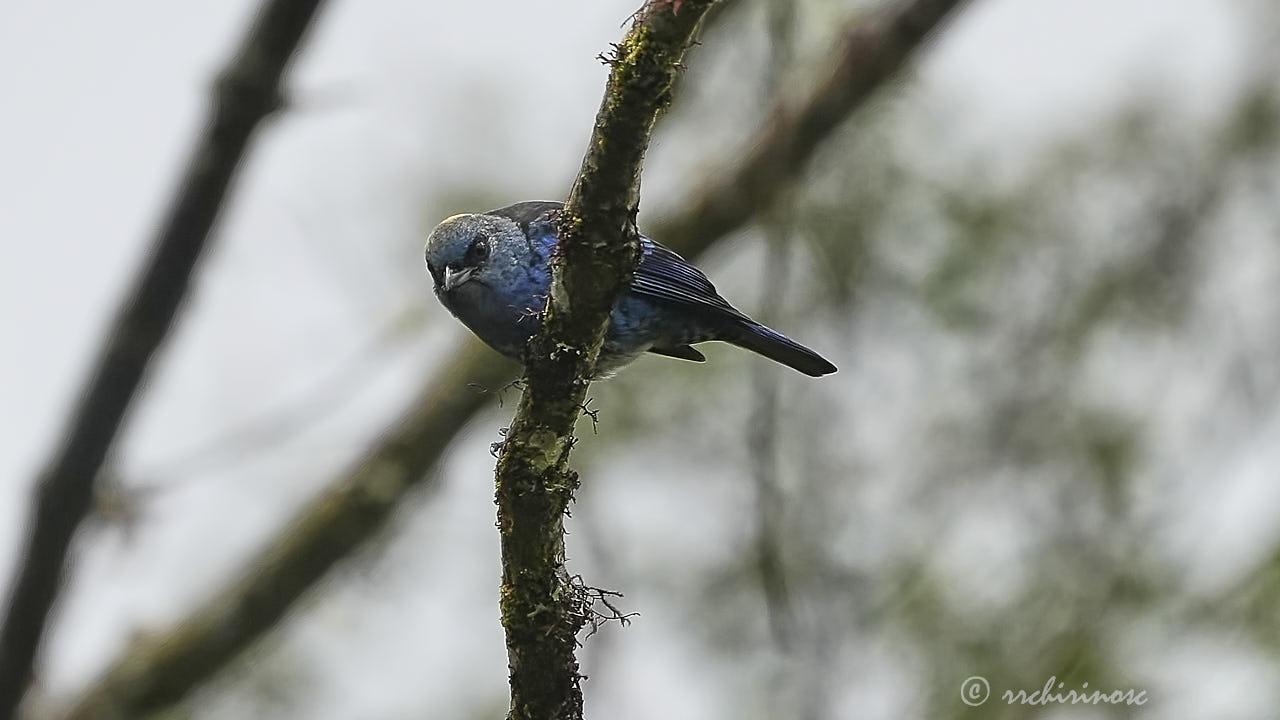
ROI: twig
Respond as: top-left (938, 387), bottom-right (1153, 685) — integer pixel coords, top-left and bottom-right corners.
top-left (54, 1), bottom-right (970, 716)
top-left (569, 575), bottom-right (639, 641)
top-left (0, 2), bottom-right (329, 717)
top-left (127, 326), bottom-right (404, 490)
top-left (749, 0), bottom-right (799, 654)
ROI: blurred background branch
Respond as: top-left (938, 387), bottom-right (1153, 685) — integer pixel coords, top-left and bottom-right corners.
top-left (0, 2), bottom-right (329, 718)
top-left (51, 1), bottom-right (969, 717)
top-left (748, 0), bottom-right (799, 655)
top-left (665, 0), bottom-right (971, 244)
top-left (59, 339), bottom-right (508, 720)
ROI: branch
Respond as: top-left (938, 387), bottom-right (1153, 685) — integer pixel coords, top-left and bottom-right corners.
top-left (55, 1), bottom-right (969, 716)
top-left (657, 0), bottom-right (971, 247)
top-left (0, 2), bottom-right (329, 717)
top-left (493, 5), bottom-right (721, 718)
top-left (748, 0), bottom-right (799, 653)
top-left (56, 341), bottom-right (508, 720)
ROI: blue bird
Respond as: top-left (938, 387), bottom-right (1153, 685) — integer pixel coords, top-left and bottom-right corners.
top-left (423, 201), bottom-right (836, 377)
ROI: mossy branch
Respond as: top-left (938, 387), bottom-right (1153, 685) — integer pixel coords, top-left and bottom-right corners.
top-left (493, 5), bottom-right (720, 719)
top-left (52, 1), bottom-right (969, 716)
top-left (0, 2), bottom-right (329, 718)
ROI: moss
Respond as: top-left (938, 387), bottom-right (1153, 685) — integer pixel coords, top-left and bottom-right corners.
top-left (491, 3), bottom-right (718, 719)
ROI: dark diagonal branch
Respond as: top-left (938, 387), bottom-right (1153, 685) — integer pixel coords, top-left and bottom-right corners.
top-left (55, 1), bottom-right (969, 716)
top-left (659, 0), bottom-right (970, 246)
top-left (57, 341), bottom-right (508, 720)
top-left (0, 3), bottom-right (329, 718)
top-left (493, 6), bottom-right (720, 718)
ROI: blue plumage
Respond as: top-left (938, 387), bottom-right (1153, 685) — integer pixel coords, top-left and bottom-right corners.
top-left (423, 201), bottom-right (836, 377)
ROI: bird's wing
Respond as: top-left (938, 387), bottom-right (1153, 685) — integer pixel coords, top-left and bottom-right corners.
top-left (632, 238), bottom-right (747, 320)
top-left (647, 344), bottom-right (707, 362)
top-left (486, 201), bottom-right (564, 234)
top-left (482, 205), bottom-right (744, 320)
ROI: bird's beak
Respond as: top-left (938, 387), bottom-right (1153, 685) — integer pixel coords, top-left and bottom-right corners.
top-left (442, 265), bottom-right (474, 292)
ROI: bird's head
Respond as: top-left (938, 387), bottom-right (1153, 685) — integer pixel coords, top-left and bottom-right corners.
top-left (423, 213), bottom-right (523, 297)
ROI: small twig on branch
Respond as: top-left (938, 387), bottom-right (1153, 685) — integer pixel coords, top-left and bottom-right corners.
top-left (127, 326), bottom-right (403, 490)
top-left (0, 2), bottom-right (329, 718)
top-left (468, 378), bottom-right (527, 408)
top-left (54, 1), bottom-right (970, 716)
top-left (579, 398), bottom-right (602, 434)
top-left (568, 575), bottom-right (639, 641)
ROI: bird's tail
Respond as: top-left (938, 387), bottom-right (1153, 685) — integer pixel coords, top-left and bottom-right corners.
top-left (721, 321), bottom-right (837, 377)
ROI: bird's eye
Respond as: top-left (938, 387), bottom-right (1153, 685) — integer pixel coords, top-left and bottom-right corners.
top-left (466, 237), bottom-right (490, 265)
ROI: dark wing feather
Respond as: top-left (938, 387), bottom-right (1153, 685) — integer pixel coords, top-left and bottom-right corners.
top-left (648, 344), bottom-right (707, 362)
top-left (632, 238), bottom-right (747, 320)
top-left (486, 201), bottom-right (563, 234)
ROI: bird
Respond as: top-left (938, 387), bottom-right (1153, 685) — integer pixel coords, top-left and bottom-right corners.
top-left (423, 201), bottom-right (837, 378)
